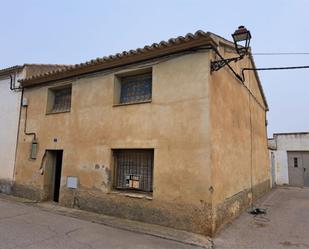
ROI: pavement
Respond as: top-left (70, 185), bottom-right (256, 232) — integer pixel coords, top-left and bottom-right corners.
top-left (0, 194), bottom-right (212, 249)
top-left (1, 187), bottom-right (309, 249)
top-left (214, 187), bottom-right (309, 249)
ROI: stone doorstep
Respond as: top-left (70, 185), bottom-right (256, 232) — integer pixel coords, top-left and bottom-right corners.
top-left (0, 193), bottom-right (213, 249)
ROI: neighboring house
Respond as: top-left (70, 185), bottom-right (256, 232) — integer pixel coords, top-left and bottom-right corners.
top-left (0, 64), bottom-right (69, 194)
top-left (268, 132), bottom-right (309, 187)
top-left (13, 30), bottom-right (270, 236)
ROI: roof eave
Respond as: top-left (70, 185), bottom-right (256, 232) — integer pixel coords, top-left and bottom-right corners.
top-left (21, 34), bottom-right (217, 87)
top-left (0, 65), bottom-right (23, 76)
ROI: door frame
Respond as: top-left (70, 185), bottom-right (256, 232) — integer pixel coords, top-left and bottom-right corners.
top-left (43, 150), bottom-right (63, 202)
top-left (287, 151), bottom-right (309, 187)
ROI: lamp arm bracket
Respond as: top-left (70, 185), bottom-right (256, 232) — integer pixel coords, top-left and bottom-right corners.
top-left (211, 55), bottom-right (243, 72)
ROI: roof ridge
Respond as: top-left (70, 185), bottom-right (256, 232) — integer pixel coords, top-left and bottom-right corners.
top-left (20, 30), bottom-right (212, 84)
top-left (23, 63), bottom-right (72, 67)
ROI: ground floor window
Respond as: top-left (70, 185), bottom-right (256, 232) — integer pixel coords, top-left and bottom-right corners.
top-left (113, 149), bottom-right (154, 192)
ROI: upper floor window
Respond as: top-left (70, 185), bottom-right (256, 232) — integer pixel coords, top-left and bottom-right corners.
top-left (47, 85), bottom-right (72, 114)
top-left (119, 73), bottom-right (152, 104)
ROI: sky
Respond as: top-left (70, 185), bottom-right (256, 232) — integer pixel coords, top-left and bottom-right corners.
top-left (0, 0), bottom-right (308, 136)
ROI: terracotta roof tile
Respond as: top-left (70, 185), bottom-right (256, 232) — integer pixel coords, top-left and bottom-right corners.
top-left (20, 30), bottom-right (211, 85)
top-left (0, 64), bottom-right (71, 78)
top-left (23, 64), bottom-right (71, 79)
top-left (8, 29), bottom-right (268, 111)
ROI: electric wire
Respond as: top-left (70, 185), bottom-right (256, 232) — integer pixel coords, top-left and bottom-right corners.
top-left (240, 65), bottom-right (309, 111)
top-left (241, 65), bottom-right (309, 89)
top-left (243, 65), bottom-right (309, 72)
top-left (253, 52), bottom-right (309, 55)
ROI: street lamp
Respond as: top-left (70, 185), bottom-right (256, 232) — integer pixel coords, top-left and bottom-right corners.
top-left (232, 26), bottom-right (252, 56)
top-left (210, 25), bottom-right (252, 76)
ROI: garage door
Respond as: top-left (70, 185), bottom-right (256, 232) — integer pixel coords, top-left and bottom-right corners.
top-left (288, 151), bottom-right (309, 187)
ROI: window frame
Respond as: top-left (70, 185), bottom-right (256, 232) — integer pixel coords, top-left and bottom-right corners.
top-left (114, 69), bottom-right (152, 106)
top-left (46, 84), bottom-right (72, 114)
top-left (113, 149), bottom-right (154, 194)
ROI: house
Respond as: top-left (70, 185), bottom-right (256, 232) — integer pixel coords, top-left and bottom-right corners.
top-left (13, 30), bottom-right (270, 236)
top-left (268, 132), bottom-right (309, 187)
top-left (0, 64), bottom-right (68, 194)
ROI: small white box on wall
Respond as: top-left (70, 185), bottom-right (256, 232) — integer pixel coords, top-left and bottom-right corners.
top-left (67, 176), bottom-right (78, 189)
top-left (22, 98), bottom-right (28, 107)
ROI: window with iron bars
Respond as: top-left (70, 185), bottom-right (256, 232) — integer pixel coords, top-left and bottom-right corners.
top-left (119, 73), bottom-right (152, 104)
top-left (113, 149), bottom-right (154, 193)
top-left (51, 86), bottom-right (72, 113)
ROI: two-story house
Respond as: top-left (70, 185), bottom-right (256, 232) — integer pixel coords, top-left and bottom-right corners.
top-left (13, 30), bottom-right (270, 236)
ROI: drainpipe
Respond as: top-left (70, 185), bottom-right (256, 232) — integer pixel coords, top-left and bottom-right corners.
top-left (6, 72), bottom-right (23, 193)
top-left (22, 89), bottom-right (38, 159)
top-left (9, 73), bottom-right (22, 91)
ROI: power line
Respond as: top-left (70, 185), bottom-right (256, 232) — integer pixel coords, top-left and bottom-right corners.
top-left (241, 65), bottom-right (309, 89)
top-left (243, 65), bottom-right (309, 72)
top-left (239, 65), bottom-right (309, 111)
top-left (253, 52), bottom-right (309, 55)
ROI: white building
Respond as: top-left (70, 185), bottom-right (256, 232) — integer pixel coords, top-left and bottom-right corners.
top-left (0, 64), bottom-right (68, 193)
top-left (268, 132), bottom-right (309, 187)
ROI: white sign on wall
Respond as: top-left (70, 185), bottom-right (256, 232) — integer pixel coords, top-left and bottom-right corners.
top-left (67, 176), bottom-right (78, 189)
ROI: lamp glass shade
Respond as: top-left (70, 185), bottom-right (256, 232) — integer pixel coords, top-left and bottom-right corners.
top-left (233, 32), bottom-right (251, 42)
top-left (232, 26), bottom-right (251, 55)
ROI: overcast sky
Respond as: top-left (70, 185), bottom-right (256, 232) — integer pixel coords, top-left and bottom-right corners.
top-left (1, 0), bottom-right (308, 136)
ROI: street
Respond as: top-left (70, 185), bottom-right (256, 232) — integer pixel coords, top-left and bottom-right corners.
top-left (1, 187), bottom-right (309, 249)
top-left (214, 187), bottom-right (309, 249)
top-left (0, 197), bottom-right (204, 249)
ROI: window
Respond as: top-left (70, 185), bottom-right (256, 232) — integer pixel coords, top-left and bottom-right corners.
top-left (113, 149), bottom-right (154, 192)
top-left (119, 73), bottom-right (152, 104)
top-left (47, 85), bottom-right (72, 113)
top-left (294, 157), bottom-right (298, 168)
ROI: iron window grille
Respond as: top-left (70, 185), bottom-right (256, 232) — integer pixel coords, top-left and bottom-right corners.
top-left (52, 87), bottom-right (72, 113)
top-left (113, 149), bottom-right (154, 192)
top-left (120, 73), bottom-right (152, 104)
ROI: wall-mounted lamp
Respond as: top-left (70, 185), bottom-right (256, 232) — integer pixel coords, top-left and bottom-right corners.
top-left (211, 25), bottom-right (251, 74)
top-left (232, 25), bottom-right (252, 56)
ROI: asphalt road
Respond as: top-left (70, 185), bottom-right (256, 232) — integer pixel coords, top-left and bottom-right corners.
top-left (0, 197), bottom-right (203, 249)
top-left (214, 187), bottom-right (309, 249)
top-left (1, 187), bottom-right (307, 249)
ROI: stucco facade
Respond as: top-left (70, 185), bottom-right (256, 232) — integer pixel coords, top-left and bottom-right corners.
top-left (13, 32), bottom-right (270, 236)
top-left (0, 68), bottom-right (23, 193)
top-left (268, 133), bottom-right (309, 185)
top-left (209, 46), bottom-right (270, 232)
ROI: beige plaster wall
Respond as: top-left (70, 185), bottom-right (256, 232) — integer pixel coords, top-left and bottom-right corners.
top-left (14, 51), bottom-right (213, 234)
top-left (209, 49), bottom-right (270, 232)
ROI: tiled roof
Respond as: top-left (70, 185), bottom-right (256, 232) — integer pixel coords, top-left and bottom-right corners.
top-left (0, 64), bottom-right (71, 78)
top-left (0, 65), bottom-right (23, 75)
top-left (14, 29), bottom-right (268, 110)
top-left (20, 30), bottom-right (215, 85)
top-left (23, 64), bottom-right (70, 79)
